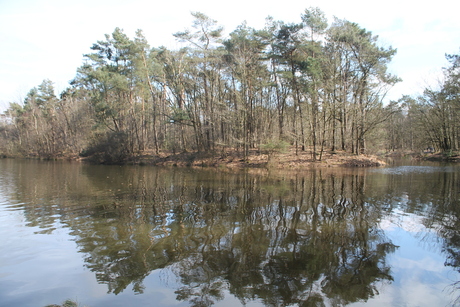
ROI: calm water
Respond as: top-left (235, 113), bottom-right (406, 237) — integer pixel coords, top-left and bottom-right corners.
top-left (0, 158), bottom-right (459, 307)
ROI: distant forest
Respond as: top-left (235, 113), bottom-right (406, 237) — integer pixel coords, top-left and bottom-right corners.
top-left (0, 8), bottom-right (459, 163)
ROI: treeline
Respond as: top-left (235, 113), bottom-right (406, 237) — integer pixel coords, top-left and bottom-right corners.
top-left (0, 8), bottom-right (459, 163)
top-left (386, 53), bottom-right (460, 153)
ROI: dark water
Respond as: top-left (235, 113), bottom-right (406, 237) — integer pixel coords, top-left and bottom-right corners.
top-left (0, 159), bottom-right (459, 307)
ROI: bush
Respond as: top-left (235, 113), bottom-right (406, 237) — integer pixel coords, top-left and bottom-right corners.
top-left (81, 131), bottom-right (132, 164)
top-left (261, 140), bottom-right (289, 163)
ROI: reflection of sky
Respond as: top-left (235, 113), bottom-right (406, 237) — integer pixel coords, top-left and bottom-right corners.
top-left (0, 203), bottom-right (264, 307)
top-left (0, 205), bottom-right (169, 307)
top-left (0, 206), bottom-right (103, 307)
top-left (3, 204), bottom-right (458, 307)
top-left (371, 165), bottom-right (459, 176)
top-left (2, 181), bottom-right (460, 306)
top-left (349, 210), bottom-right (460, 307)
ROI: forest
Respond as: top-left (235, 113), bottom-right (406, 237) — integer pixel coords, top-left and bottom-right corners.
top-left (0, 8), bottom-right (459, 164)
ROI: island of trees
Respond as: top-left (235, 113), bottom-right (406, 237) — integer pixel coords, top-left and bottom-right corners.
top-left (0, 8), bottom-right (459, 165)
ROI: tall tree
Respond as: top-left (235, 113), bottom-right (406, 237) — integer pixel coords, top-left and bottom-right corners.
top-left (269, 19), bottom-right (307, 154)
top-left (327, 18), bottom-right (399, 154)
top-left (174, 12), bottom-right (224, 152)
top-left (2, 7), bottom-right (408, 161)
top-left (301, 7), bottom-right (328, 160)
top-left (224, 22), bottom-right (269, 158)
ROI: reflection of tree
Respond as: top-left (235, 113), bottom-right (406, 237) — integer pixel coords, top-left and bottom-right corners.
top-left (4, 161), bottom-right (398, 306)
top-left (419, 170), bottom-right (460, 304)
top-left (369, 167), bottom-right (460, 304)
top-left (118, 170), bottom-right (394, 306)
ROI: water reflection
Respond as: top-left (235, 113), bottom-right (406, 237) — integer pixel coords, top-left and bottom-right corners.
top-left (0, 159), bottom-right (459, 306)
top-left (372, 164), bottom-right (460, 305)
top-left (49, 169), bottom-right (373, 304)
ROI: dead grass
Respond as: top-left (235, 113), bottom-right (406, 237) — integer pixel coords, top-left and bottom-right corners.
top-left (132, 147), bottom-right (386, 169)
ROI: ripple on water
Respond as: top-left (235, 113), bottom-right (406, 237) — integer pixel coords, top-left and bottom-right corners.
top-left (371, 165), bottom-right (455, 175)
top-left (0, 202), bottom-right (27, 213)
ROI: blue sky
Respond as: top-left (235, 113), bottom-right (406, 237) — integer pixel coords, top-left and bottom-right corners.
top-left (1, 0), bottom-right (459, 112)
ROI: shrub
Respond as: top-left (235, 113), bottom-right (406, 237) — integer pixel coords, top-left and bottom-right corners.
top-left (81, 131), bottom-right (132, 164)
top-left (261, 140), bottom-right (289, 163)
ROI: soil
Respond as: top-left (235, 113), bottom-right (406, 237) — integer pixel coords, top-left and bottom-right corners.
top-left (129, 147), bottom-right (387, 169)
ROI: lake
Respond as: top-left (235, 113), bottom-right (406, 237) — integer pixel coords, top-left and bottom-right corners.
top-left (0, 158), bottom-right (459, 307)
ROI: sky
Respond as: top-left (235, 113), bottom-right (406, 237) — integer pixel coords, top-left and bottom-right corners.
top-left (1, 0), bottom-right (459, 112)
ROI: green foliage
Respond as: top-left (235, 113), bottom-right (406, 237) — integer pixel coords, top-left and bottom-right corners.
top-left (261, 140), bottom-right (289, 154)
top-left (302, 6), bottom-right (328, 36)
top-left (169, 107), bottom-right (191, 124)
top-left (174, 11), bottom-right (223, 49)
top-left (261, 140), bottom-right (289, 163)
top-left (44, 299), bottom-right (80, 307)
top-left (6, 7), bottom-right (456, 161)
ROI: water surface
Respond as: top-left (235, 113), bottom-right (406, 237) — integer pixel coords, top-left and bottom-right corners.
top-left (0, 159), bottom-right (459, 306)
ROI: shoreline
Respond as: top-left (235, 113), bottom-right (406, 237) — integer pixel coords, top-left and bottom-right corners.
top-left (124, 148), bottom-right (386, 168)
top-left (3, 148), bottom-right (459, 168)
